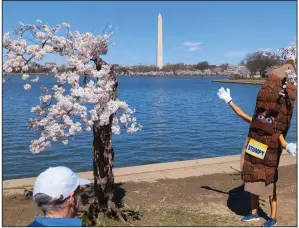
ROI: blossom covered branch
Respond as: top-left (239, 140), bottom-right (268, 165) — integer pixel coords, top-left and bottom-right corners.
top-left (3, 20), bottom-right (142, 153)
top-left (278, 45), bottom-right (297, 86)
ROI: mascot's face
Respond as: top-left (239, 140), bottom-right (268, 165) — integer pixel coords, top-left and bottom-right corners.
top-left (251, 107), bottom-right (279, 136)
top-left (250, 59), bottom-right (297, 136)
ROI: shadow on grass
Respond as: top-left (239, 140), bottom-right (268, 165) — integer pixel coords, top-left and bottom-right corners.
top-left (200, 184), bottom-right (268, 220)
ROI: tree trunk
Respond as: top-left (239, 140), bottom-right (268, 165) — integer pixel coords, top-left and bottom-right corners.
top-left (85, 59), bottom-right (125, 224)
top-left (92, 114), bottom-right (115, 211)
top-left (83, 60), bottom-right (137, 225)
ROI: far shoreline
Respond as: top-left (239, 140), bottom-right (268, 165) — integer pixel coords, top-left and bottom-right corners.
top-left (4, 74), bottom-right (268, 84)
top-left (5, 73), bottom-right (229, 78)
top-left (213, 79), bottom-right (266, 85)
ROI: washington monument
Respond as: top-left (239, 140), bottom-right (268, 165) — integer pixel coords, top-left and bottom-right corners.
top-left (156, 13), bottom-right (163, 69)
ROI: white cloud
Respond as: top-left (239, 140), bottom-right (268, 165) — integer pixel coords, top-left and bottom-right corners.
top-left (189, 46), bottom-right (201, 52)
top-left (182, 41), bottom-right (202, 52)
top-left (225, 51), bottom-right (248, 59)
top-left (183, 42), bottom-right (202, 47)
top-left (257, 48), bottom-right (272, 52)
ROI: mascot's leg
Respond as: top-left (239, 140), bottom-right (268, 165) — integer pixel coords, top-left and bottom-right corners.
top-left (251, 194), bottom-right (259, 216)
top-left (269, 183), bottom-right (277, 219)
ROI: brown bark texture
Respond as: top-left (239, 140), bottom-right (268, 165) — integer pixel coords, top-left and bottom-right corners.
top-left (82, 59), bottom-right (140, 226)
top-left (92, 115), bottom-right (115, 210)
top-left (89, 59), bottom-right (123, 219)
top-left (242, 63), bottom-right (297, 185)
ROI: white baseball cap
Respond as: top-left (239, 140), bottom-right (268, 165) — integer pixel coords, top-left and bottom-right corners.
top-left (33, 166), bottom-right (91, 200)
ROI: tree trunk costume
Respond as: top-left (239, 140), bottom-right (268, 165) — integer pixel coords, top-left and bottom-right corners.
top-left (241, 60), bottom-right (297, 197)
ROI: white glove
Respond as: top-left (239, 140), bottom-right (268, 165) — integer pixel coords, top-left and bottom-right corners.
top-left (286, 143), bottom-right (297, 157)
top-left (217, 87), bottom-right (232, 104)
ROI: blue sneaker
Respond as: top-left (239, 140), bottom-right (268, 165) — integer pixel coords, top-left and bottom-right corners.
top-left (263, 217), bottom-right (277, 227)
top-left (241, 212), bottom-right (260, 222)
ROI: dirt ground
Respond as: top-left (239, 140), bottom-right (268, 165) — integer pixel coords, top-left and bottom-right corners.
top-left (3, 164), bottom-right (297, 227)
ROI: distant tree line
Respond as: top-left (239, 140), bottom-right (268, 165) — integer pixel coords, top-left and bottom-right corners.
top-left (6, 50), bottom-right (287, 79)
top-left (115, 61), bottom-right (230, 74)
top-left (243, 51), bottom-right (283, 78)
top-left (115, 49), bottom-right (288, 78)
top-left (6, 63), bottom-right (74, 74)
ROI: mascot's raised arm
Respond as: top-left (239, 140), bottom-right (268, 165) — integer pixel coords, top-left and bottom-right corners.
top-left (217, 58), bottom-right (297, 226)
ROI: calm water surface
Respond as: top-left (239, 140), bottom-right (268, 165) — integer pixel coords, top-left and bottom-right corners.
top-left (3, 76), bottom-right (297, 180)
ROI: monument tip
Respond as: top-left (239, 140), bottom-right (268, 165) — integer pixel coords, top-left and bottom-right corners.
top-left (158, 13), bottom-right (162, 18)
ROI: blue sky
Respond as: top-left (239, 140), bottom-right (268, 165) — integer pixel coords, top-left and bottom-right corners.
top-left (3, 1), bottom-right (297, 66)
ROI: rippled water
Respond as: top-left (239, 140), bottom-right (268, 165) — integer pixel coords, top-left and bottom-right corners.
top-left (3, 75), bottom-right (297, 180)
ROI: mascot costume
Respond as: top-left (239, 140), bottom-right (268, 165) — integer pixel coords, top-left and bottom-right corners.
top-left (217, 57), bottom-right (297, 227)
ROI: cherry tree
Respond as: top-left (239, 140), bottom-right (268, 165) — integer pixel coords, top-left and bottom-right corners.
top-left (278, 44), bottom-right (297, 85)
top-left (3, 20), bottom-right (142, 224)
top-left (263, 45), bottom-right (297, 82)
top-left (278, 45), bottom-right (297, 62)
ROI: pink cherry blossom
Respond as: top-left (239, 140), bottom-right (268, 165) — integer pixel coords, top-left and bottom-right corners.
top-left (3, 20), bottom-right (142, 153)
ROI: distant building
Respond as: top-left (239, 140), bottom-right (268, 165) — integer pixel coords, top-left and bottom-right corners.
top-left (44, 62), bottom-right (57, 68)
top-left (253, 72), bottom-right (261, 78)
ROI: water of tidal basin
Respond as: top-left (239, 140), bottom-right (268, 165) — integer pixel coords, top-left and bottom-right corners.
top-left (3, 75), bottom-right (297, 180)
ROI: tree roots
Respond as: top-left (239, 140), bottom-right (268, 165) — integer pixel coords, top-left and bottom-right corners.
top-left (81, 200), bottom-right (142, 226)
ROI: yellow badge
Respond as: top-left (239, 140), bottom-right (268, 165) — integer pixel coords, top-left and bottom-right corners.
top-left (245, 138), bottom-right (268, 160)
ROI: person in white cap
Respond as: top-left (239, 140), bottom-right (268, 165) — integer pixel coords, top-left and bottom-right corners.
top-left (27, 166), bottom-right (90, 227)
